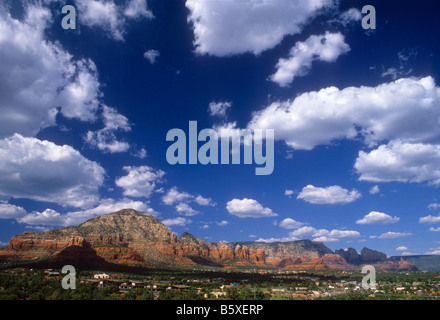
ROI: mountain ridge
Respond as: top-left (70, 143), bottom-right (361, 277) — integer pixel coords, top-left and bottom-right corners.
top-left (0, 209), bottom-right (421, 271)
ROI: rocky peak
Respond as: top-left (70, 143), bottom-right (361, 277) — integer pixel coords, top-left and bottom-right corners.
top-left (77, 209), bottom-right (178, 243)
top-left (335, 247), bottom-right (361, 265)
top-left (360, 247), bottom-right (387, 263)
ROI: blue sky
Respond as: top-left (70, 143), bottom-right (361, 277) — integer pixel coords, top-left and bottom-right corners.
top-left (1, 0), bottom-right (440, 258)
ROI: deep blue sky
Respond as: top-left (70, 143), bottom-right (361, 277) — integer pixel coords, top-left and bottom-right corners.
top-left (1, 0), bottom-right (440, 257)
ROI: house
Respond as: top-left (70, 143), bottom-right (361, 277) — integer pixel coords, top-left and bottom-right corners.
top-left (220, 285), bottom-right (230, 291)
top-left (208, 291), bottom-right (226, 298)
top-left (119, 281), bottom-right (145, 291)
top-left (169, 285), bottom-right (191, 291)
top-left (94, 273), bottom-right (110, 279)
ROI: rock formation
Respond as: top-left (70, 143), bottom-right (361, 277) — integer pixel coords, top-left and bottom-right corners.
top-left (0, 208), bottom-right (419, 271)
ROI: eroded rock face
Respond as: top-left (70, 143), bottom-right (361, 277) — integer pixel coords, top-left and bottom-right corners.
top-left (0, 209), bottom-right (268, 268)
top-left (373, 258), bottom-right (419, 271)
top-left (360, 247), bottom-right (387, 263)
top-left (335, 248), bottom-right (362, 265)
top-left (0, 209), bottom-right (414, 271)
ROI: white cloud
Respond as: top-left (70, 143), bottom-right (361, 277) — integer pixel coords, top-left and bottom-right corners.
top-left (288, 226), bottom-right (360, 242)
top-left (356, 211), bottom-right (400, 225)
top-left (248, 77), bottom-right (440, 151)
top-left (355, 141), bottom-right (440, 185)
top-left (333, 8), bottom-right (362, 26)
top-left (194, 195), bottom-right (215, 206)
top-left (208, 101), bottom-right (231, 117)
top-left (115, 166), bottom-right (165, 198)
top-left (161, 217), bottom-right (192, 227)
top-left (284, 189), bottom-right (294, 197)
top-left (0, 134), bottom-right (105, 209)
top-left (216, 220), bottom-right (229, 227)
top-left (85, 105), bottom-right (132, 153)
top-left (429, 227), bottom-right (440, 232)
top-left (175, 203), bottom-right (199, 216)
top-left (369, 185), bottom-right (380, 195)
top-left (279, 218), bottom-right (305, 229)
top-left (75, 0), bottom-right (153, 41)
top-left (377, 231), bottom-right (412, 239)
top-left (18, 209), bottom-right (64, 226)
top-left (226, 198), bottom-right (278, 218)
top-left (100, 105), bottom-right (131, 131)
top-left (426, 248), bottom-right (440, 255)
top-left (270, 32), bottom-right (350, 86)
top-left (185, 0), bottom-right (334, 56)
top-left (0, 4), bottom-right (102, 138)
top-left (381, 48), bottom-right (417, 80)
top-left (256, 235), bottom-right (300, 243)
top-left (124, 0), bottom-right (154, 19)
top-left (0, 204), bottom-right (27, 219)
top-left (396, 246), bottom-right (409, 251)
top-left (161, 187), bottom-right (215, 211)
top-left (419, 214), bottom-right (440, 224)
top-left (162, 187), bottom-right (193, 206)
top-left (428, 202), bottom-right (440, 210)
top-left (401, 251), bottom-right (417, 256)
top-left (85, 130), bottom-right (130, 153)
top-left (297, 185), bottom-right (361, 205)
top-left (144, 50), bottom-right (160, 64)
top-left (131, 147), bottom-right (147, 159)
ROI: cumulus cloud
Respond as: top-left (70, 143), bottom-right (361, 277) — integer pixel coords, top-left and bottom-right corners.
top-left (429, 227), bottom-right (440, 232)
top-left (194, 195), bottom-right (216, 206)
top-left (175, 203), bottom-right (199, 216)
top-left (18, 209), bottom-right (64, 226)
top-left (284, 189), bottom-right (294, 197)
top-left (291, 226), bottom-right (360, 240)
top-left (161, 217), bottom-right (192, 227)
top-left (396, 246), bottom-right (409, 251)
top-left (185, 0), bottom-right (334, 56)
top-left (248, 77), bottom-right (440, 151)
top-left (270, 32), bottom-right (350, 86)
top-left (0, 134), bottom-right (105, 209)
top-left (419, 214), bottom-right (440, 224)
top-left (0, 204), bottom-right (27, 220)
top-left (428, 202), bottom-right (440, 210)
top-left (75, 0), bottom-right (153, 41)
top-left (124, 0), bottom-right (154, 19)
top-left (144, 50), bottom-right (160, 64)
top-left (226, 198), bottom-right (278, 218)
top-left (0, 4), bottom-right (102, 138)
top-left (332, 8), bottom-right (362, 26)
top-left (256, 225), bottom-right (361, 243)
top-left (377, 231), bottom-right (412, 239)
top-left (208, 101), bottom-right (231, 117)
top-left (355, 141), bottom-right (440, 185)
top-left (162, 187), bottom-right (193, 206)
top-left (297, 185), bottom-right (361, 205)
top-left (426, 248), bottom-right (440, 255)
top-left (226, 198), bottom-right (277, 218)
top-left (369, 185), bottom-right (380, 195)
top-left (279, 218), bottom-right (305, 229)
top-left (356, 211), bottom-right (400, 225)
top-left (115, 166), bottom-right (165, 198)
top-left (271, 226), bottom-right (362, 243)
top-left (161, 187), bottom-right (215, 216)
top-left (85, 105), bottom-right (132, 153)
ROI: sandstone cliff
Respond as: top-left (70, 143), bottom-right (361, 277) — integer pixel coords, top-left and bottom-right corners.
top-left (0, 208), bottom-right (417, 271)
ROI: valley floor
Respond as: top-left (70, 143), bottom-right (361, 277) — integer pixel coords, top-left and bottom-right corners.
top-left (0, 266), bottom-right (439, 300)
